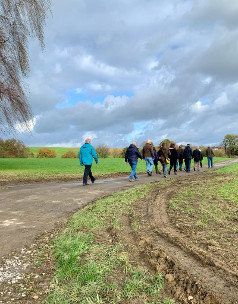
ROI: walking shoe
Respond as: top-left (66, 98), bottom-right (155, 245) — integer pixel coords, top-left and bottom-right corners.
top-left (179, 168), bottom-right (182, 171)
top-left (129, 179), bottom-right (135, 182)
top-left (91, 178), bottom-right (96, 183)
top-left (194, 168), bottom-right (196, 171)
top-left (83, 183), bottom-right (89, 186)
top-left (164, 175), bottom-right (167, 178)
top-left (174, 172), bottom-right (177, 175)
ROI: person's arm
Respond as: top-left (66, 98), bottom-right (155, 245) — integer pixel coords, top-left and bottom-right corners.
top-left (136, 149), bottom-right (143, 160)
top-left (125, 148), bottom-right (128, 162)
top-left (92, 146), bottom-right (98, 164)
top-left (79, 148), bottom-right (83, 165)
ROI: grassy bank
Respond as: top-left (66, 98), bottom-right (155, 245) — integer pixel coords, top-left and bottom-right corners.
top-left (168, 161), bottom-right (238, 271)
top-left (0, 157), bottom-right (231, 184)
top-left (43, 183), bottom-right (174, 304)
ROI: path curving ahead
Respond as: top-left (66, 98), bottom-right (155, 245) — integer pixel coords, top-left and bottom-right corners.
top-left (0, 158), bottom-right (237, 259)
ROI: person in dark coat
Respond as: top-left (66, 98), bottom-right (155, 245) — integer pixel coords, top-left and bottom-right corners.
top-left (168, 143), bottom-right (179, 175)
top-left (193, 147), bottom-right (202, 171)
top-left (177, 145), bottom-right (184, 171)
top-left (183, 144), bottom-right (193, 173)
top-left (157, 143), bottom-right (171, 178)
top-left (153, 146), bottom-right (159, 174)
top-left (125, 141), bottom-right (143, 182)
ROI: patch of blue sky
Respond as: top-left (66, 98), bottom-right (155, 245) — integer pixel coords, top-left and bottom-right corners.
top-left (56, 91), bottom-right (88, 108)
top-left (199, 97), bottom-right (210, 104)
top-left (56, 90), bottom-right (134, 108)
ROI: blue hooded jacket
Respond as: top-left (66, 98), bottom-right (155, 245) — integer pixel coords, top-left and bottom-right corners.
top-left (79, 142), bottom-right (98, 166)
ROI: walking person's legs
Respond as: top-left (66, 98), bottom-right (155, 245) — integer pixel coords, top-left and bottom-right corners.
top-left (88, 167), bottom-right (95, 183)
top-left (149, 157), bottom-right (154, 174)
top-left (211, 157), bottom-right (213, 168)
top-left (208, 157), bottom-right (211, 168)
top-left (179, 159), bottom-right (183, 171)
top-left (129, 161), bottom-right (138, 181)
top-left (83, 165), bottom-right (91, 185)
top-left (163, 164), bottom-right (167, 177)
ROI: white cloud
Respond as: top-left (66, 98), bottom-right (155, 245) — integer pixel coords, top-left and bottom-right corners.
top-left (190, 101), bottom-right (209, 114)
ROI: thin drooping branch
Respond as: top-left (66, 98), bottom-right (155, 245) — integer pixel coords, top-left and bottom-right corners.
top-left (0, 0), bottom-right (51, 133)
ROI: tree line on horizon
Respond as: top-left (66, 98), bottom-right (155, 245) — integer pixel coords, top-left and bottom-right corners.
top-left (0, 134), bottom-right (238, 159)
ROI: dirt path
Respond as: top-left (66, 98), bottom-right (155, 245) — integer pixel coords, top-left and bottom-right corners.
top-left (0, 158), bottom-right (237, 303)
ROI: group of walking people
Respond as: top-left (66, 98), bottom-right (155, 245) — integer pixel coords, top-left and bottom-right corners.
top-left (125, 140), bottom-right (215, 181)
top-left (78, 138), bottom-right (215, 184)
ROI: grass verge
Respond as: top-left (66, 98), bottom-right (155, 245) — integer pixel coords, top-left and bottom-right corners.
top-left (168, 163), bottom-right (238, 270)
top-left (42, 183), bottom-right (174, 304)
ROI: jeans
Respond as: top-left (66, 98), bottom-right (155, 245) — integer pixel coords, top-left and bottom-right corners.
top-left (179, 159), bottom-right (183, 170)
top-left (162, 164), bottom-right (167, 176)
top-left (185, 158), bottom-right (191, 172)
top-left (129, 161), bottom-right (138, 180)
top-left (145, 157), bottom-right (154, 172)
top-left (207, 157), bottom-right (213, 168)
top-left (83, 165), bottom-right (95, 184)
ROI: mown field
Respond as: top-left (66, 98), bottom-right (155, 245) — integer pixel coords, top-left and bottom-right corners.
top-left (0, 157), bottom-right (231, 184)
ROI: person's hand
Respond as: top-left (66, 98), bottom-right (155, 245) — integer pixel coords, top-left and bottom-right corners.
top-left (125, 161), bottom-right (128, 164)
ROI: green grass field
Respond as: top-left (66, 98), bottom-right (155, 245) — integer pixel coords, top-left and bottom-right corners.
top-left (0, 157), bottom-right (231, 184)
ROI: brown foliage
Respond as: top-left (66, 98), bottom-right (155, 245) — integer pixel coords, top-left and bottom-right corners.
top-left (0, 138), bottom-right (33, 158)
top-left (95, 145), bottom-right (110, 158)
top-left (37, 148), bottom-right (57, 158)
top-left (61, 151), bottom-right (77, 158)
top-left (0, 0), bottom-right (51, 132)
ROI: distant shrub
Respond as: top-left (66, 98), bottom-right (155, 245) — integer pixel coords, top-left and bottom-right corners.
top-left (96, 145), bottom-right (110, 158)
top-left (0, 138), bottom-right (34, 158)
top-left (61, 151), bottom-right (77, 158)
top-left (109, 148), bottom-right (123, 158)
top-left (120, 147), bottom-right (128, 158)
top-left (37, 148), bottom-right (57, 158)
top-left (201, 148), bottom-right (226, 158)
top-left (213, 148), bottom-right (226, 157)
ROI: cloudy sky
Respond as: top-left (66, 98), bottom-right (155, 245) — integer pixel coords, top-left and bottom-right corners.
top-left (10, 0), bottom-right (238, 147)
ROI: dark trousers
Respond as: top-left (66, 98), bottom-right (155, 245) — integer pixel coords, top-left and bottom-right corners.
top-left (179, 158), bottom-right (183, 169)
top-left (83, 165), bottom-right (95, 184)
top-left (185, 158), bottom-right (191, 172)
top-left (169, 160), bottom-right (177, 172)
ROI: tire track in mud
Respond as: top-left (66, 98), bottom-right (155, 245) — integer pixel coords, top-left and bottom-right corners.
top-left (126, 187), bottom-right (238, 304)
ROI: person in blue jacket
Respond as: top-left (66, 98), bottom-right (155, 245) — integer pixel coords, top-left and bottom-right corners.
top-left (79, 138), bottom-right (98, 186)
top-left (125, 141), bottom-right (143, 182)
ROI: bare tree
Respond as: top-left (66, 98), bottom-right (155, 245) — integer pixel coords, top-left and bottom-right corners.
top-left (0, 0), bottom-right (51, 133)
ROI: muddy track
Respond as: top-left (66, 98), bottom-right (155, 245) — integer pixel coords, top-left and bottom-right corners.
top-left (126, 187), bottom-right (238, 304)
